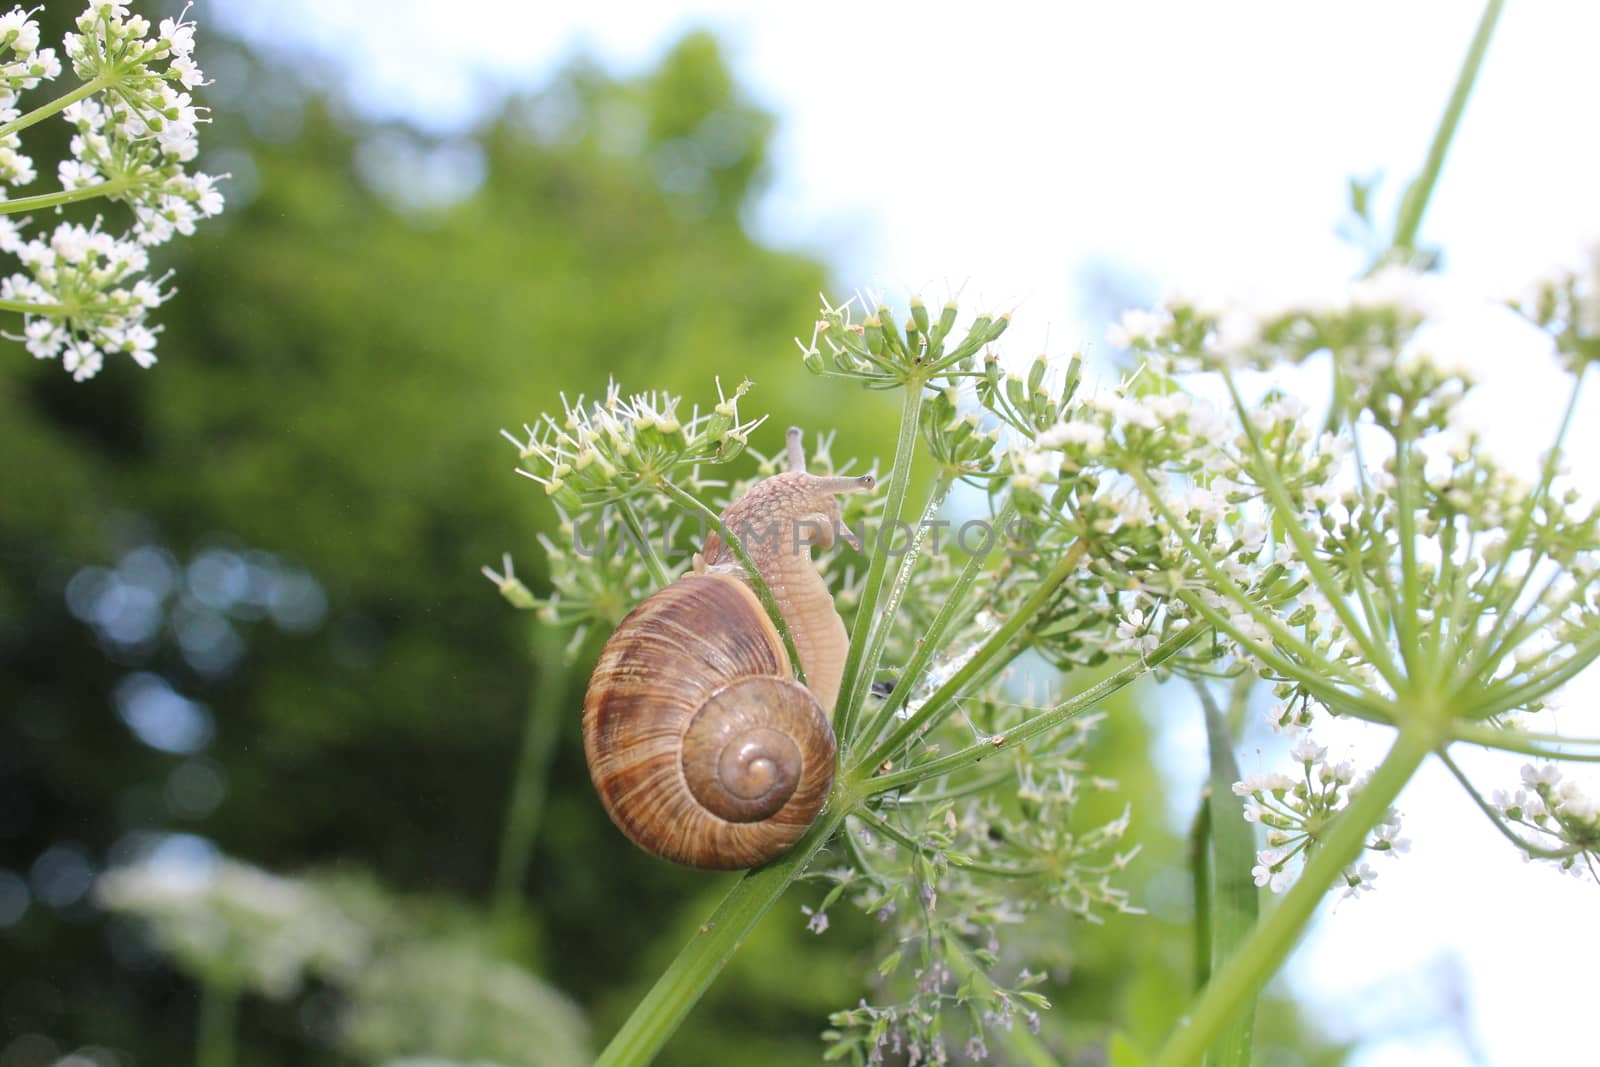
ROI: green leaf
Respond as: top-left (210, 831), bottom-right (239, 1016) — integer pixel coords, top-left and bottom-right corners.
top-left (1108, 1031), bottom-right (1152, 1067)
top-left (1196, 688), bottom-right (1260, 1067)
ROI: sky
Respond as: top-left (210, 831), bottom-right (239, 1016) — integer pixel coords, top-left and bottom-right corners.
top-left (208, 2), bottom-right (1600, 1064)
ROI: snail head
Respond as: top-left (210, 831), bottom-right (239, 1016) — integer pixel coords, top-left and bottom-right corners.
top-left (703, 427), bottom-right (875, 565)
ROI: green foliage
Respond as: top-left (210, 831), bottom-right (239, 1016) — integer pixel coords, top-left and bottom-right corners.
top-left (0, 15), bottom-right (1344, 1067)
top-left (0, 26), bottom-right (879, 1065)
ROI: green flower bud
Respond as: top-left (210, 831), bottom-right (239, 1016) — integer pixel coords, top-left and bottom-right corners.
top-left (1027, 354), bottom-right (1049, 394)
top-left (1005, 373), bottom-right (1028, 413)
top-left (719, 429), bottom-right (748, 462)
top-left (863, 316), bottom-right (886, 356)
top-left (497, 578), bottom-right (538, 610)
top-left (875, 306), bottom-right (904, 356)
top-left (910, 296), bottom-right (930, 336)
top-left (547, 478), bottom-right (583, 512)
top-left (903, 316), bottom-right (923, 354)
top-left (986, 312), bottom-right (1011, 344)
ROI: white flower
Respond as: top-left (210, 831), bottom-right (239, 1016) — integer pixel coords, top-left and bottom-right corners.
top-left (1106, 306), bottom-right (1172, 349)
top-left (1348, 264), bottom-right (1443, 319)
top-left (1251, 849), bottom-right (1294, 893)
top-left (0, 10), bottom-right (42, 55)
top-left (1234, 520), bottom-right (1267, 554)
top-left (1554, 779), bottom-right (1599, 822)
top-left (61, 337), bottom-right (102, 380)
top-left (158, 14), bottom-right (196, 59)
top-left (1341, 861), bottom-right (1378, 899)
top-left (58, 157), bottom-right (99, 189)
top-left (1521, 762), bottom-right (1562, 789)
top-left (1036, 419), bottom-right (1107, 451)
top-left (1114, 608), bottom-right (1160, 655)
top-left (1289, 736), bottom-right (1327, 765)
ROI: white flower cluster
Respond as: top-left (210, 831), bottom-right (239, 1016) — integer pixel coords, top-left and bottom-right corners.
top-left (1105, 265), bottom-right (1453, 387)
top-left (0, 8), bottom-right (58, 189)
top-left (0, 8), bottom-right (60, 107)
top-left (1236, 729), bottom-right (1410, 899)
top-left (96, 857), bottom-right (371, 997)
top-left (1515, 243), bottom-right (1600, 373)
top-left (1, 2), bottom-right (223, 379)
top-left (1, 219), bottom-right (162, 378)
top-left (1492, 762), bottom-right (1600, 878)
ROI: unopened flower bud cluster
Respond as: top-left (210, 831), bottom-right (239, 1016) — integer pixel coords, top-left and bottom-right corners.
top-left (504, 377), bottom-right (767, 513)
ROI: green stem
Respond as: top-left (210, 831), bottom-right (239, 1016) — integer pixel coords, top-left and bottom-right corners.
top-left (1189, 799), bottom-right (1213, 992)
top-left (491, 626), bottom-right (573, 926)
top-left (858, 497), bottom-right (1019, 751)
top-left (1390, 0), bottom-right (1505, 253)
top-left (1452, 374), bottom-right (1585, 691)
top-left (1196, 684), bottom-right (1258, 1067)
top-left (860, 542), bottom-right (1084, 774)
top-left (594, 800), bottom-right (851, 1066)
top-left (1392, 425), bottom-right (1425, 682)
top-left (1126, 465), bottom-right (1392, 717)
top-left (660, 479), bottom-right (807, 688)
top-left (0, 178), bottom-right (131, 215)
top-left (1451, 721), bottom-right (1600, 763)
top-left (1217, 374), bottom-right (1406, 691)
top-left (1438, 749), bottom-right (1581, 860)
top-left (1153, 725), bottom-right (1436, 1067)
top-left (616, 498), bottom-right (673, 589)
top-left (0, 297), bottom-right (65, 315)
top-left (196, 979), bottom-right (238, 1067)
top-left (866, 625), bottom-right (1207, 794)
top-left (0, 75), bottom-right (111, 139)
top-left (1464, 627), bottom-right (1600, 721)
top-left (1165, 583), bottom-right (1392, 725)
top-left (850, 471), bottom-right (954, 735)
top-left (834, 382), bottom-right (925, 746)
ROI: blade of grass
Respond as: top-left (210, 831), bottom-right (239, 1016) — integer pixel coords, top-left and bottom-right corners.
top-left (1196, 685), bottom-right (1258, 1067)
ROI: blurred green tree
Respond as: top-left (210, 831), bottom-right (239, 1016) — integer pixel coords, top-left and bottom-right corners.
top-left (0, 14), bottom-right (1340, 1067)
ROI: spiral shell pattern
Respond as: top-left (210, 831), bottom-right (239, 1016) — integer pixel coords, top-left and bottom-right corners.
top-left (582, 572), bottom-right (836, 869)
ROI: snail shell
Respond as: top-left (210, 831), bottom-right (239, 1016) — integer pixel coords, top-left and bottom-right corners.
top-left (583, 571), bottom-right (834, 868)
top-left (582, 429), bottom-right (874, 869)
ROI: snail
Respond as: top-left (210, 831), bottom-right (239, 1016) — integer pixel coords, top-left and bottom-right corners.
top-left (582, 428), bottom-right (875, 869)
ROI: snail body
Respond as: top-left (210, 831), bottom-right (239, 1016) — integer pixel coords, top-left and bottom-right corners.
top-left (582, 430), bottom-right (874, 869)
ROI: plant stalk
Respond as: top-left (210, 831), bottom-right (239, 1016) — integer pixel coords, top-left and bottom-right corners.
top-left (196, 979), bottom-right (238, 1067)
top-left (0, 178), bottom-right (132, 215)
top-left (491, 626), bottom-right (574, 925)
top-left (0, 75), bottom-right (111, 139)
top-left (865, 624), bottom-right (1206, 794)
top-left (834, 380), bottom-right (925, 746)
top-left (594, 801), bottom-right (851, 1066)
top-left (1390, 0), bottom-right (1504, 253)
top-left (1153, 725), bottom-right (1436, 1067)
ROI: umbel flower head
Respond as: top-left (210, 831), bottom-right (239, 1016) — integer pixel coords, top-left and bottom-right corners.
top-left (503, 377), bottom-right (767, 511)
top-left (0, 2), bottom-right (224, 380)
top-left (1081, 261), bottom-right (1600, 889)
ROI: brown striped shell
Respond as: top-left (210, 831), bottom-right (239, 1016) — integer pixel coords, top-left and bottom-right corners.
top-left (582, 571), bottom-right (836, 869)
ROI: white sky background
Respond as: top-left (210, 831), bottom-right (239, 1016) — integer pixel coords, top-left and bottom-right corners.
top-left (207, 2), bottom-right (1600, 1064)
